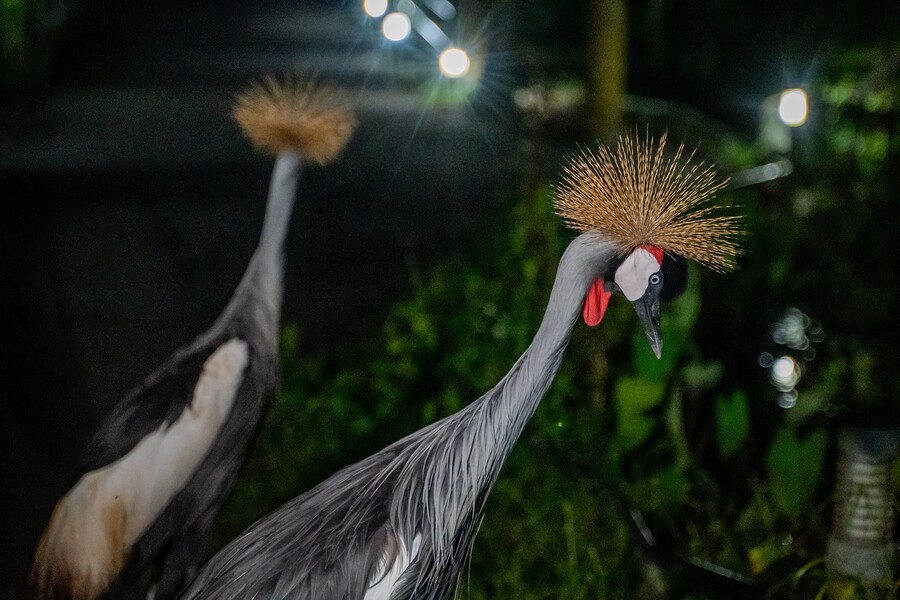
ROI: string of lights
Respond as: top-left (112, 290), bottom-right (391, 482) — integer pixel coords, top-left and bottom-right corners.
top-left (362, 0), bottom-right (471, 78)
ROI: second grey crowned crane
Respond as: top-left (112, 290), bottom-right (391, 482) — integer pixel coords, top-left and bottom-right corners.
top-left (26, 79), bottom-right (355, 600)
top-left (178, 134), bottom-right (742, 600)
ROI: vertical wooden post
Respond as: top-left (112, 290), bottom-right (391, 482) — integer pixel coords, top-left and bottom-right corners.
top-left (588, 0), bottom-right (628, 141)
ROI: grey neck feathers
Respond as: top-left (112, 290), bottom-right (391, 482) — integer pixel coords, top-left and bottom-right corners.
top-left (477, 230), bottom-right (613, 465)
top-left (398, 231), bottom-right (614, 569)
top-left (218, 151), bottom-right (303, 335)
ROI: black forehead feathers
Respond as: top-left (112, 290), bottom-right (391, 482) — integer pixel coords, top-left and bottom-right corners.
top-left (660, 252), bottom-right (688, 302)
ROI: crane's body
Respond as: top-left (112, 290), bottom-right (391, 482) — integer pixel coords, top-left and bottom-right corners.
top-left (178, 133), bottom-right (742, 600)
top-left (179, 232), bottom-right (614, 600)
top-left (26, 80), bottom-right (355, 600)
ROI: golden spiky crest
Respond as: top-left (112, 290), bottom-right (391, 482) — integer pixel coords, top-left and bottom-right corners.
top-left (553, 133), bottom-right (743, 273)
top-left (233, 76), bottom-right (356, 165)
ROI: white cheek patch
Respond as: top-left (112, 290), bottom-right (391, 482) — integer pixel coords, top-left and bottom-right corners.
top-left (614, 249), bottom-right (660, 301)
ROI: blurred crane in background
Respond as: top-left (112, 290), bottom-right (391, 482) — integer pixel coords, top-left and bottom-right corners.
top-left (177, 134), bottom-right (742, 600)
top-left (25, 78), bottom-right (355, 600)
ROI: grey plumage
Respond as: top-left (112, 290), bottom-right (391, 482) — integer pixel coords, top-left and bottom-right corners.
top-left (85, 153), bottom-right (299, 478)
top-left (26, 76), bottom-right (355, 600)
top-left (108, 154), bottom-right (301, 593)
top-left (178, 232), bottom-right (616, 600)
top-left (28, 153), bottom-right (298, 600)
top-left (179, 132), bottom-right (739, 600)
top-left (25, 79), bottom-right (355, 600)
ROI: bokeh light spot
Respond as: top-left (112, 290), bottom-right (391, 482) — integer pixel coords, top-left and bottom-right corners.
top-left (382, 12), bottom-right (411, 41)
top-left (771, 355), bottom-right (800, 391)
top-left (778, 88), bottom-right (808, 126)
top-left (778, 390), bottom-right (798, 409)
top-left (363, 0), bottom-right (388, 18)
top-left (438, 47), bottom-right (470, 78)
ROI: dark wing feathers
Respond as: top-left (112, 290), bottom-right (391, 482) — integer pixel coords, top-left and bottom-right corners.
top-left (79, 334), bottom-right (229, 473)
top-left (126, 342), bottom-right (275, 568)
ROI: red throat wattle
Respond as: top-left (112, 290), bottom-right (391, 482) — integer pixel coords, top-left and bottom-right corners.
top-left (583, 245), bottom-right (663, 326)
top-left (583, 280), bottom-right (611, 326)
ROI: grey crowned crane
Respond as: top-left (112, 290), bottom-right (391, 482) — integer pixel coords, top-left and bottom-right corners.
top-left (26, 79), bottom-right (355, 600)
top-left (176, 133), bottom-right (742, 600)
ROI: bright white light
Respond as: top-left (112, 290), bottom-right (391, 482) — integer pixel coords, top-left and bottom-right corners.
top-left (778, 88), bottom-right (808, 126)
top-left (772, 356), bottom-right (795, 379)
top-left (363, 0), bottom-right (388, 18)
top-left (770, 355), bottom-right (800, 391)
top-left (382, 12), bottom-right (411, 42)
top-left (438, 47), bottom-right (470, 78)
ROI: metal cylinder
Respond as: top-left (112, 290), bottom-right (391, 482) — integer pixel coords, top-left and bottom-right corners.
top-left (826, 427), bottom-right (900, 587)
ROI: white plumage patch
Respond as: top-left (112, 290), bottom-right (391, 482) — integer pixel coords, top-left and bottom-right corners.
top-left (364, 533), bottom-right (422, 600)
top-left (30, 339), bottom-right (249, 600)
top-left (614, 248), bottom-right (660, 301)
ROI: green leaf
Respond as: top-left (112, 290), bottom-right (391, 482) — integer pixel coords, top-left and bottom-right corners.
top-left (715, 390), bottom-right (750, 459)
top-left (652, 465), bottom-right (687, 512)
top-left (614, 377), bottom-right (665, 451)
top-left (765, 427), bottom-right (827, 521)
top-left (747, 540), bottom-right (784, 575)
top-left (682, 361), bottom-right (724, 391)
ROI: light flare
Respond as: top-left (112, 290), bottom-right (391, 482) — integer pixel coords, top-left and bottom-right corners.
top-left (438, 48), bottom-right (470, 78)
top-left (778, 88), bottom-right (808, 127)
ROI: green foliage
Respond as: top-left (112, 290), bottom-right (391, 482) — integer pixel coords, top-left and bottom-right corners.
top-left (218, 41), bottom-right (900, 600)
top-left (614, 377), bottom-right (665, 452)
top-left (219, 179), bottom-right (773, 596)
top-left (765, 428), bottom-right (827, 522)
top-left (715, 391), bottom-right (749, 459)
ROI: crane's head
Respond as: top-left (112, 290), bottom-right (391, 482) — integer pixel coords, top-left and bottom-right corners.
top-left (233, 76), bottom-right (356, 164)
top-left (582, 244), bottom-right (688, 358)
top-left (555, 132), bottom-right (743, 359)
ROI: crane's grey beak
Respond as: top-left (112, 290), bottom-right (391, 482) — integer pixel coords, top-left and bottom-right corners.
top-left (631, 295), bottom-right (662, 359)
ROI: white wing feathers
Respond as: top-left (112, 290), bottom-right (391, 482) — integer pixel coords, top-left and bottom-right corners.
top-left (364, 533), bottom-right (422, 600)
top-left (31, 339), bottom-right (249, 599)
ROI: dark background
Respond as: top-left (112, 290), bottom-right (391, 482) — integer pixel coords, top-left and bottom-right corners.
top-left (2, 0), bottom-right (899, 596)
top-left (2, 0), bottom-right (524, 590)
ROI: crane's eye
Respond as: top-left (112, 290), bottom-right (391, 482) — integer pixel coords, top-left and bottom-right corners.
top-left (649, 273), bottom-right (661, 286)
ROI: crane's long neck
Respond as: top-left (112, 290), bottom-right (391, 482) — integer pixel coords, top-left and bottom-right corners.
top-left (219, 151), bottom-right (303, 334)
top-left (256, 151), bottom-right (303, 268)
top-left (403, 232), bottom-right (614, 560)
top-left (482, 231), bottom-right (612, 454)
